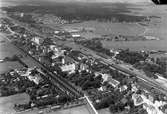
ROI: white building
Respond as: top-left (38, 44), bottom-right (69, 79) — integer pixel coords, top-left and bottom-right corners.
top-left (20, 13), bottom-right (24, 17)
top-left (71, 34), bottom-right (81, 38)
top-left (132, 93), bottom-right (167, 114)
top-left (95, 72), bottom-right (120, 88)
top-left (19, 68), bottom-right (42, 85)
top-left (49, 45), bottom-right (65, 59)
top-left (27, 74), bottom-right (42, 85)
top-left (65, 29), bottom-right (80, 33)
top-left (79, 63), bottom-right (89, 71)
top-left (107, 77), bottom-right (120, 88)
top-left (31, 37), bottom-right (43, 45)
top-left (60, 63), bottom-right (76, 73)
top-left (54, 30), bottom-right (60, 34)
top-left (119, 85), bottom-right (128, 92)
top-left (94, 73), bottom-right (109, 83)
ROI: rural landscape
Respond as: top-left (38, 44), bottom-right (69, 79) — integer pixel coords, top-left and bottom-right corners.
top-left (0, 0), bottom-right (167, 114)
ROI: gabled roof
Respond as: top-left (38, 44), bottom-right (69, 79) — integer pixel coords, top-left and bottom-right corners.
top-left (107, 77), bottom-right (120, 87)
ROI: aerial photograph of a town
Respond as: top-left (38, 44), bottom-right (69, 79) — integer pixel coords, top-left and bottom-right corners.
top-left (0, 0), bottom-right (167, 114)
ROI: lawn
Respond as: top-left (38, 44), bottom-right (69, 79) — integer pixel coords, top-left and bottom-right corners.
top-left (0, 93), bottom-right (30, 114)
top-left (62, 21), bottom-right (144, 38)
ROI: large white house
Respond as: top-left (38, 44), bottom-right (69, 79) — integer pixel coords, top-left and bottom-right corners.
top-left (60, 63), bottom-right (76, 73)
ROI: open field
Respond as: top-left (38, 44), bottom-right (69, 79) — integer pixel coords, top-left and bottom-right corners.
top-left (0, 33), bottom-right (42, 73)
top-left (102, 40), bottom-right (167, 51)
top-left (98, 108), bottom-right (125, 114)
top-left (0, 34), bottom-right (22, 58)
top-left (0, 33), bottom-right (24, 73)
top-left (44, 105), bottom-right (92, 114)
top-left (1, 2), bottom-right (167, 114)
top-left (0, 33), bottom-right (92, 114)
top-left (63, 21), bottom-right (144, 36)
top-left (2, 2), bottom-right (167, 51)
top-left (98, 108), bottom-right (111, 114)
top-left (63, 5), bottom-right (167, 51)
top-left (0, 62), bottom-right (23, 74)
top-left (156, 76), bottom-right (167, 89)
top-left (17, 104), bottom-right (92, 114)
top-left (0, 96), bottom-right (92, 114)
top-left (0, 93), bottom-right (30, 114)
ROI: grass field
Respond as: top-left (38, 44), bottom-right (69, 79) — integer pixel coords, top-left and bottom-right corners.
top-left (63, 21), bottom-right (144, 37)
top-left (0, 33), bottom-right (24, 73)
top-left (12, 104), bottom-right (92, 114)
top-left (0, 33), bottom-right (42, 73)
top-left (2, 2), bottom-right (167, 51)
top-left (63, 5), bottom-right (167, 51)
top-left (0, 34), bottom-right (93, 114)
top-left (0, 93), bottom-right (30, 114)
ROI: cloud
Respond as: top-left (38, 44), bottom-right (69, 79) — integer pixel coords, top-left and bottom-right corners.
top-left (60, 0), bottom-right (151, 3)
top-left (1, 0), bottom-right (152, 3)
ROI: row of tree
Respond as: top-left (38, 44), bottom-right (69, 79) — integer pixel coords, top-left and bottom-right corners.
top-left (116, 49), bottom-right (148, 65)
top-left (78, 39), bottom-right (114, 57)
top-left (60, 70), bottom-right (103, 91)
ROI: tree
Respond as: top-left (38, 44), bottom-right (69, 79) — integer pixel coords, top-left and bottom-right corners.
top-left (42, 38), bottom-right (53, 46)
top-left (116, 50), bottom-right (147, 65)
top-left (109, 104), bottom-right (117, 113)
top-left (109, 102), bottom-right (125, 113)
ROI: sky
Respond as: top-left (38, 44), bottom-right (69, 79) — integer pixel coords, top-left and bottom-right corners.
top-left (69, 0), bottom-right (151, 3)
top-left (1, 0), bottom-right (151, 3)
top-left (0, 0), bottom-right (152, 7)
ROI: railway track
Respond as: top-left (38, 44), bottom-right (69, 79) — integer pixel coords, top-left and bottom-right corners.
top-left (64, 43), bottom-right (167, 96)
top-left (4, 17), bottom-right (84, 98)
top-left (7, 15), bottom-right (167, 98)
top-left (5, 35), bottom-right (83, 98)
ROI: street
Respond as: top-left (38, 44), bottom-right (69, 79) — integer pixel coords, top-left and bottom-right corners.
top-left (6, 15), bottom-right (167, 96)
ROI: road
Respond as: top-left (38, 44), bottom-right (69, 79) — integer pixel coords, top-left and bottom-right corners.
top-left (62, 42), bottom-right (167, 95)
top-left (3, 16), bottom-right (85, 97)
top-left (2, 32), bottom-right (83, 98)
top-left (6, 16), bottom-right (167, 95)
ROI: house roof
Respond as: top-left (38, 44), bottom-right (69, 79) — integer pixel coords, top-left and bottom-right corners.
top-left (107, 77), bottom-right (120, 87)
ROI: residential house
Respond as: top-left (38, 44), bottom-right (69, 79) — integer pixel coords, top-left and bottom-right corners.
top-left (60, 63), bottom-right (76, 74)
top-left (107, 77), bottom-right (120, 88)
top-left (31, 36), bottom-right (43, 46)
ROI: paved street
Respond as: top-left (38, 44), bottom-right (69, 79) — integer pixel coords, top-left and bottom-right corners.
top-left (6, 15), bottom-right (167, 99)
top-left (62, 41), bottom-right (167, 95)
top-left (2, 32), bottom-right (83, 98)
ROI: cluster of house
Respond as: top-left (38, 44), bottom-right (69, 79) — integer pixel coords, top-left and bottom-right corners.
top-left (92, 68), bottom-right (167, 114)
top-left (132, 86), bottom-right (167, 114)
top-left (30, 35), bottom-right (129, 93)
top-left (16, 67), bottom-right (43, 85)
top-left (30, 36), bottom-right (89, 72)
top-left (25, 13), bottom-right (68, 25)
top-left (5, 17), bottom-right (167, 113)
top-left (54, 28), bottom-right (82, 39)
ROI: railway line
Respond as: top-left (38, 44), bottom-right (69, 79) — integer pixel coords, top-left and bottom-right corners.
top-left (4, 17), bottom-right (84, 98)
top-left (64, 43), bottom-right (167, 95)
top-left (5, 34), bottom-right (83, 98)
top-left (6, 16), bottom-right (167, 97)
